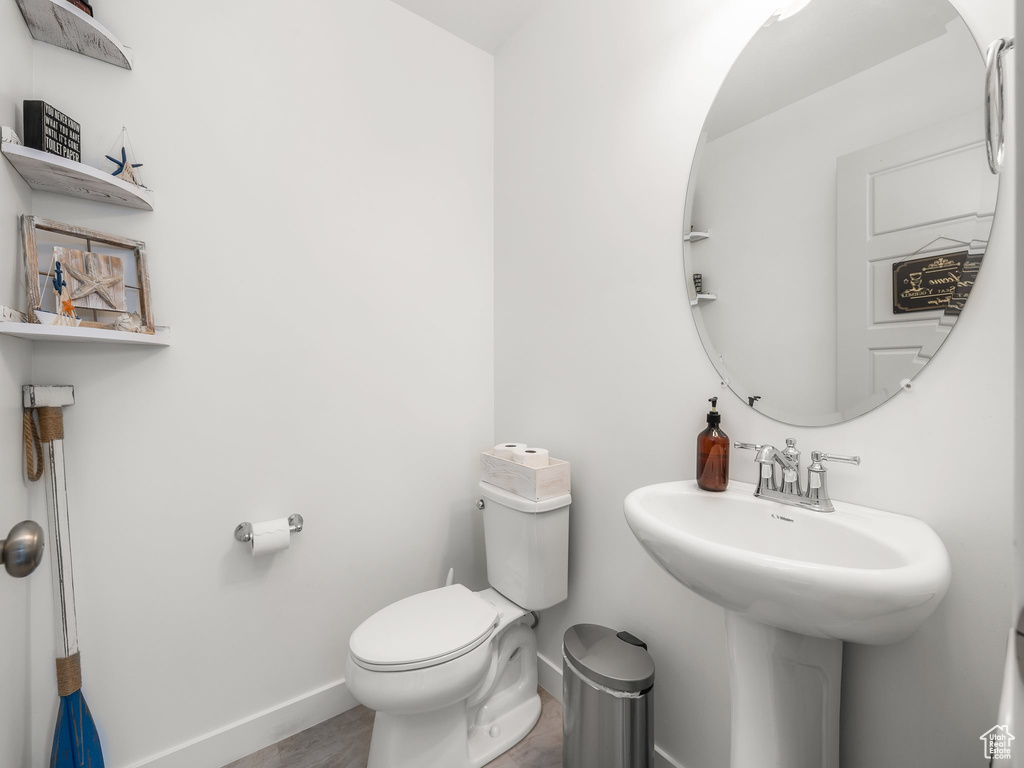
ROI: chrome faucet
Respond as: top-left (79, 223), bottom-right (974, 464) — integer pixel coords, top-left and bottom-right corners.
top-left (779, 438), bottom-right (802, 496)
top-left (735, 439), bottom-right (860, 513)
top-left (733, 441), bottom-right (799, 496)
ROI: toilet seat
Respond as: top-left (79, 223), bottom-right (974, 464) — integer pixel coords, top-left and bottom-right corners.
top-left (350, 584), bottom-right (499, 672)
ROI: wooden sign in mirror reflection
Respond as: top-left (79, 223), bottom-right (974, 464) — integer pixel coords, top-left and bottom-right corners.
top-left (945, 254), bottom-right (981, 317)
top-left (892, 251), bottom-right (973, 314)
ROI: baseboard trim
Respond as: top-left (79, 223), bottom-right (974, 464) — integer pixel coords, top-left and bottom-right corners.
top-left (124, 654), bottom-right (685, 768)
top-left (537, 649), bottom-right (563, 703)
top-left (122, 679), bottom-right (357, 768)
top-left (537, 652), bottom-right (686, 768)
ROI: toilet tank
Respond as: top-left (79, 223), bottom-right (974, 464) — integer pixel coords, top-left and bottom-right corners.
top-left (479, 481), bottom-right (570, 611)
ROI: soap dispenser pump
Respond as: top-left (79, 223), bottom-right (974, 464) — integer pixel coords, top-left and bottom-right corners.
top-left (697, 397), bottom-right (730, 492)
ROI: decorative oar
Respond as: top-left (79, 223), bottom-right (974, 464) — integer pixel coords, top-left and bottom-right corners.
top-left (24, 385), bottom-right (104, 768)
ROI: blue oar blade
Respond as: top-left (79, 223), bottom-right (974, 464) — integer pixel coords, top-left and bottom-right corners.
top-left (50, 691), bottom-right (104, 768)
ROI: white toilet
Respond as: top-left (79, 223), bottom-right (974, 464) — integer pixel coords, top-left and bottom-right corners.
top-left (345, 481), bottom-right (571, 768)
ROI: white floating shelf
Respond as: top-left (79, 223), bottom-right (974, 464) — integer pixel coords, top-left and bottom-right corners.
top-left (684, 230), bottom-right (710, 242)
top-left (690, 293), bottom-right (717, 306)
top-left (2, 143), bottom-right (154, 210)
top-left (0, 323), bottom-right (170, 346)
top-left (14, 0), bottom-right (133, 69)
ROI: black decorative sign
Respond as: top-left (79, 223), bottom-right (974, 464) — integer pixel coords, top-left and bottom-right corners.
top-left (892, 251), bottom-right (972, 315)
top-left (23, 101), bottom-right (81, 163)
top-left (945, 253), bottom-right (981, 316)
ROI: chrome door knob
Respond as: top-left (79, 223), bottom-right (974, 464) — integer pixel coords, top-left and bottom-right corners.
top-left (1, 521), bottom-right (45, 578)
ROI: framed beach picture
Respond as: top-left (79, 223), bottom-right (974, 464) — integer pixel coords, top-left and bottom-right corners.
top-left (21, 215), bottom-right (155, 334)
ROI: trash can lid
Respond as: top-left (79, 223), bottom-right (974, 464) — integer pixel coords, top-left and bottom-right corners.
top-left (563, 624), bottom-right (655, 693)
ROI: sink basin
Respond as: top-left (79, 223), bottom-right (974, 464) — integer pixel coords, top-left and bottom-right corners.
top-left (624, 480), bottom-right (952, 768)
top-left (624, 480), bottom-right (950, 644)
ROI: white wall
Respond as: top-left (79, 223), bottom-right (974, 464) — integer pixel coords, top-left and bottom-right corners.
top-left (692, 19), bottom-right (982, 417)
top-left (1015, 0), bottom-right (1024, 743)
top-left (495, 1), bottom-right (1013, 767)
top-left (20, 1), bottom-right (494, 766)
top-left (0, 3), bottom-right (36, 767)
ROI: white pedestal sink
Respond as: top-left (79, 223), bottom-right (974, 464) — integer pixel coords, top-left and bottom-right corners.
top-left (624, 481), bottom-right (951, 768)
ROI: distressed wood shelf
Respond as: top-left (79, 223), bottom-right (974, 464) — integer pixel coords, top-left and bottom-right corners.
top-left (689, 293), bottom-right (717, 306)
top-left (684, 230), bottom-right (710, 243)
top-left (14, 0), bottom-right (133, 69)
top-left (2, 143), bottom-right (154, 210)
top-left (0, 323), bottom-right (170, 346)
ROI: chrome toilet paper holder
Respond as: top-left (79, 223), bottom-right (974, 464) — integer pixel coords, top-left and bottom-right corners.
top-left (234, 514), bottom-right (304, 544)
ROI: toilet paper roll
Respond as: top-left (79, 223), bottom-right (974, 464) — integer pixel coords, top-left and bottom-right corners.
top-left (493, 443), bottom-right (527, 460)
top-left (250, 518), bottom-right (291, 557)
top-left (513, 447), bottom-right (549, 468)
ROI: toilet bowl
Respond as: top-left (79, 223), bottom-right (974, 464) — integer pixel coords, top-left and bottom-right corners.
top-left (346, 481), bottom-right (571, 768)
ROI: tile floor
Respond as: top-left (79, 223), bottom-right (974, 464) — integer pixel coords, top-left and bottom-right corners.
top-left (223, 687), bottom-right (562, 768)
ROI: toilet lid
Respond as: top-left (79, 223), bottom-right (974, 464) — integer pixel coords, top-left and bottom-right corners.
top-left (350, 584), bottom-right (499, 671)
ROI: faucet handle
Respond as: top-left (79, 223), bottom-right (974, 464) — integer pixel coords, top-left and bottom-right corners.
top-left (806, 452), bottom-right (860, 513)
top-left (735, 442), bottom-right (778, 493)
top-left (785, 438), bottom-right (797, 448)
top-left (811, 451), bottom-right (861, 466)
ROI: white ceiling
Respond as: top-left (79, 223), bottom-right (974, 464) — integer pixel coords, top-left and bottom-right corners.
top-left (389, 0), bottom-right (545, 54)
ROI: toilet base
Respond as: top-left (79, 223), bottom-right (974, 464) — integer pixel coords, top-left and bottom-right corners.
top-left (467, 691), bottom-right (541, 767)
top-left (367, 692), bottom-right (540, 768)
top-left (366, 621), bottom-right (541, 768)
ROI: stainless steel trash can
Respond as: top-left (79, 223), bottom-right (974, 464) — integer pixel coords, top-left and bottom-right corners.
top-left (563, 624), bottom-right (655, 768)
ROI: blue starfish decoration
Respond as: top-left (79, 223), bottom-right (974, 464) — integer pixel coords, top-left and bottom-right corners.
top-left (105, 147), bottom-right (143, 177)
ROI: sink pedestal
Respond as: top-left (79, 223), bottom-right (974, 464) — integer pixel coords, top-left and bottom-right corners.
top-left (726, 613), bottom-right (841, 768)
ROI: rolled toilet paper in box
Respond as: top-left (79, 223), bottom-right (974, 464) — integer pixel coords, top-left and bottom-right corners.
top-left (513, 447), bottom-right (549, 468)
top-left (493, 443), bottom-right (527, 460)
top-left (250, 518), bottom-right (291, 557)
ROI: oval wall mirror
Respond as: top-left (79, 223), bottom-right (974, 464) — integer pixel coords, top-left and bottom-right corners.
top-left (683, 0), bottom-right (999, 426)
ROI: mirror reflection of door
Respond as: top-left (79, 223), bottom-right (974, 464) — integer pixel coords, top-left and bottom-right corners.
top-left (684, 1), bottom-right (1000, 426)
top-left (835, 110), bottom-right (995, 412)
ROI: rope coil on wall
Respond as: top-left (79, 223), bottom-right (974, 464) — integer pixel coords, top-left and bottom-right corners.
top-left (23, 409), bottom-right (42, 482)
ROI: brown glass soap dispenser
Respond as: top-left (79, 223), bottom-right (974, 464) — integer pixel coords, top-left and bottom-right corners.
top-left (697, 397), bottom-right (730, 492)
